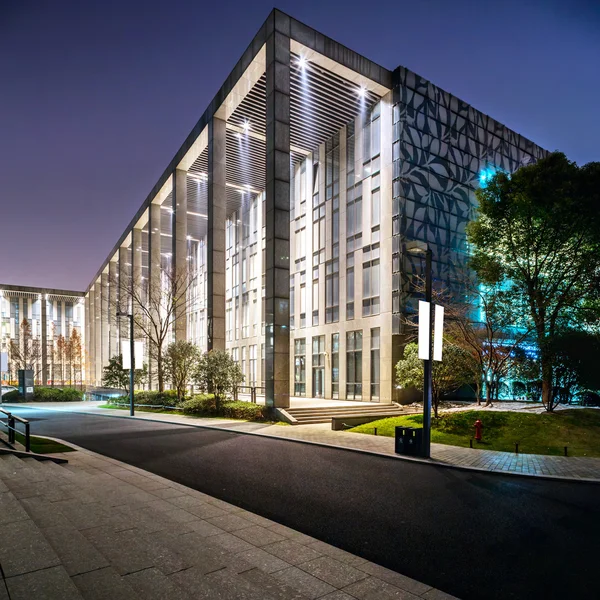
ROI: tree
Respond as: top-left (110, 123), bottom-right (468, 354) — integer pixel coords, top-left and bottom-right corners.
top-left (9, 318), bottom-right (43, 379)
top-left (395, 342), bottom-right (478, 417)
top-left (548, 330), bottom-right (600, 406)
top-left (164, 341), bottom-right (200, 402)
top-left (467, 152), bottom-right (600, 411)
top-left (102, 354), bottom-right (148, 394)
top-left (114, 267), bottom-right (197, 393)
top-left (402, 276), bottom-right (531, 406)
top-left (194, 350), bottom-right (244, 409)
top-left (55, 335), bottom-right (67, 386)
top-left (68, 329), bottom-right (84, 389)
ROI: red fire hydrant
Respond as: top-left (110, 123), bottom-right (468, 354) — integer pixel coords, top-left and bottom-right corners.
top-left (474, 419), bottom-right (483, 443)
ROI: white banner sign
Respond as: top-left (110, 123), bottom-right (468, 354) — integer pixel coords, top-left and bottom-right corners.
top-left (121, 341), bottom-right (144, 370)
top-left (433, 304), bottom-right (444, 362)
top-left (0, 352), bottom-right (7, 372)
top-left (418, 301), bottom-right (430, 360)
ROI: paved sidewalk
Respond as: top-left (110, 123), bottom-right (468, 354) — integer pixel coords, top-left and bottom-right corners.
top-left (0, 447), bottom-right (458, 600)
top-left (6, 402), bottom-right (600, 482)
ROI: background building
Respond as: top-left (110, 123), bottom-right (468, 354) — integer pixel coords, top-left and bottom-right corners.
top-left (0, 285), bottom-right (85, 386)
top-left (33, 9), bottom-right (545, 405)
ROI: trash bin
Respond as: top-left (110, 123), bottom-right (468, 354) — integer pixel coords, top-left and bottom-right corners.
top-left (395, 426), bottom-right (423, 456)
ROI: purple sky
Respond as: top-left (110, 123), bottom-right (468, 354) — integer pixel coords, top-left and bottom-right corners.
top-left (1, 0), bottom-right (598, 291)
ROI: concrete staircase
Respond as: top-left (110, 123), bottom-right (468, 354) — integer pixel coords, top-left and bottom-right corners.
top-left (282, 403), bottom-right (405, 425)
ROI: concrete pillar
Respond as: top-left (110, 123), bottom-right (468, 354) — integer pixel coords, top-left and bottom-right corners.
top-left (264, 13), bottom-right (291, 409)
top-left (41, 296), bottom-right (48, 384)
top-left (132, 229), bottom-right (143, 296)
top-left (84, 294), bottom-right (90, 385)
top-left (118, 244), bottom-right (130, 347)
top-left (207, 117), bottom-right (226, 351)
top-left (88, 290), bottom-right (94, 385)
top-left (101, 273), bottom-right (109, 370)
top-left (173, 169), bottom-right (188, 341)
top-left (148, 203), bottom-right (162, 388)
top-left (109, 261), bottom-right (118, 359)
top-left (94, 283), bottom-right (101, 385)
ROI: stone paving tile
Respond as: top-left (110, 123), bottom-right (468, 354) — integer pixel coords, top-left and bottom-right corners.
top-left (272, 565), bottom-right (337, 599)
top-left (267, 523), bottom-right (318, 545)
top-left (343, 575), bottom-right (420, 599)
top-left (185, 517), bottom-right (227, 537)
top-left (240, 567), bottom-right (310, 599)
top-left (356, 561), bottom-right (432, 595)
top-left (0, 491), bottom-right (31, 525)
top-left (236, 547), bottom-right (293, 574)
top-left (211, 531), bottom-right (257, 553)
top-left (72, 565), bottom-right (143, 600)
top-left (42, 524), bottom-right (111, 576)
top-left (298, 556), bottom-right (369, 589)
top-left (0, 519), bottom-right (61, 577)
top-left (5, 565), bottom-right (83, 600)
top-left (20, 495), bottom-right (72, 529)
top-left (263, 539), bottom-right (324, 565)
top-left (320, 592), bottom-right (357, 600)
top-left (205, 512), bottom-right (256, 532)
top-left (124, 567), bottom-right (192, 600)
top-left (80, 526), bottom-right (157, 576)
top-left (306, 540), bottom-right (368, 568)
top-left (234, 524), bottom-right (287, 547)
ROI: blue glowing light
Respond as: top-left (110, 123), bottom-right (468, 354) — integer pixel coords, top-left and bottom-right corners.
top-left (479, 166), bottom-right (497, 187)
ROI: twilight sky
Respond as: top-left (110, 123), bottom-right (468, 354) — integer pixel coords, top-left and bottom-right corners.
top-left (1, 0), bottom-right (598, 291)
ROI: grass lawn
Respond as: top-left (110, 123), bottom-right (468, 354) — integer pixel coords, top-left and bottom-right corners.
top-left (349, 409), bottom-right (600, 457)
top-left (99, 403), bottom-right (183, 415)
top-left (14, 432), bottom-right (75, 454)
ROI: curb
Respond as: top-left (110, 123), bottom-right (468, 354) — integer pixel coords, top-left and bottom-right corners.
top-left (5, 404), bottom-right (600, 485)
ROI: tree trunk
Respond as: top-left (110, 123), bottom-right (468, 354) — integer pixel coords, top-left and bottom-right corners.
top-left (157, 355), bottom-right (164, 393)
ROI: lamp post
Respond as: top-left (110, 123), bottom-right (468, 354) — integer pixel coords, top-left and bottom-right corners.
top-left (116, 311), bottom-right (134, 416)
top-left (405, 240), bottom-right (432, 458)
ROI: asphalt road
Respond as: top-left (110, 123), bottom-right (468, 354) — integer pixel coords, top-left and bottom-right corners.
top-left (8, 407), bottom-right (600, 600)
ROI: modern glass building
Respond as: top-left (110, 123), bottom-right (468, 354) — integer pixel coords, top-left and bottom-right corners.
top-left (74, 10), bottom-right (546, 406)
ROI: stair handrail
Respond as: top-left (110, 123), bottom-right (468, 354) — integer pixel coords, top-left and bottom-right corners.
top-left (0, 407), bottom-right (31, 452)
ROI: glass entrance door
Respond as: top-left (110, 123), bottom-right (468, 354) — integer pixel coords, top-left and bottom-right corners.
top-left (312, 336), bottom-right (325, 398)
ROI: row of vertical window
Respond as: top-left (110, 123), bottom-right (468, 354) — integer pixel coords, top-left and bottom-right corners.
top-left (294, 329), bottom-right (380, 400)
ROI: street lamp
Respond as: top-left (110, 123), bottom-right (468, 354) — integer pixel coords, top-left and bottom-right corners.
top-left (405, 240), bottom-right (432, 458)
top-left (116, 311), bottom-right (134, 416)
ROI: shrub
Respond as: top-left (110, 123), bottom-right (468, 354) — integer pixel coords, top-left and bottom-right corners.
top-left (134, 390), bottom-right (182, 407)
top-left (180, 394), bottom-right (217, 416)
top-left (2, 387), bottom-right (84, 402)
top-left (2, 390), bottom-right (21, 402)
top-left (221, 401), bottom-right (265, 421)
top-left (180, 394), bottom-right (265, 421)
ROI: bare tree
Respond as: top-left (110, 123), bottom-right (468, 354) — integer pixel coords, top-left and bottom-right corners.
top-left (114, 267), bottom-right (197, 393)
top-left (67, 328), bottom-right (83, 388)
top-left (55, 335), bottom-right (67, 386)
top-left (9, 319), bottom-right (43, 380)
top-left (402, 275), bottom-right (532, 406)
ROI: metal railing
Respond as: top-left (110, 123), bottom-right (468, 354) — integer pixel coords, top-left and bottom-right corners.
top-left (234, 386), bottom-right (265, 404)
top-left (0, 408), bottom-right (30, 452)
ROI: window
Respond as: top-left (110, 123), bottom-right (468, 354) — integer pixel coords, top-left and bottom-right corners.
top-left (249, 345), bottom-right (257, 386)
top-left (294, 339), bottom-right (306, 396)
top-left (346, 252), bottom-right (354, 320)
top-left (312, 276), bottom-right (319, 326)
top-left (290, 276), bottom-right (295, 330)
top-left (312, 336), bottom-right (325, 398)
top-left (325, 259), bottom-right (339, 323)
top-left (363, 245), bottom-right (380, 317)
top-left (371, 328), bottom-right (380, 399)
top-left (331, 333), bottom-right (339, 398)
top-left (300, 283), bottom-right (306, 328)
top-left (241, 346), bottom-right (246, 382)
top-left (346, 331), bottom-right (362, 400)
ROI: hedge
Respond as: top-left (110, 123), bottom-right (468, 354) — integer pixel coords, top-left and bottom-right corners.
top-left (180, 394), bottom-right (265, 420)
top-left (2, 387), bottom-right (84, 402)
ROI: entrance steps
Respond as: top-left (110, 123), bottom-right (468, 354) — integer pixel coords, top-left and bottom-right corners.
top-left (280, 403), bottom-right (405, 425)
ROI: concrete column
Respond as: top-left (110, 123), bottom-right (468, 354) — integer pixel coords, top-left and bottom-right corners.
top-left (207, 117), bottom-right (226, 351)
top-left (41, 296), bottom-right (48, 384)
top-left (264, 13), bottom-right (291, 409)
top-left (88, 290), bottom-right (94, 385)
top-left (101, 273), bottom-right (109, 369)
top-left (132, 229), bottom-right (143, 295)
top-left (118, 244), bottom-right (130, 346)
top-left (84, 294), bottom-right (90, 385)
top-left (108, 261), bottom-right (118, 359)
top-left (94, 282), bottom-right (101, 385)
top-left (173, 169), bottom-right (188, 341)
top-left (148, 203), bottom-right (162, 388)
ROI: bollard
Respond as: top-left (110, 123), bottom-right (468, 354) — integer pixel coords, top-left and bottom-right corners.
top-left (25, 422), bottom-right (30, 452)
top-left (515, 442), bottom-right (519, 454)
top-left (469, 438), bottom-right (473, 449)
top-left (374, 427), bottom-right (377, 436)
top-left (564, 446), bottom-right (568, 457)
top-left (8, 415), bottom-right (14, 444)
